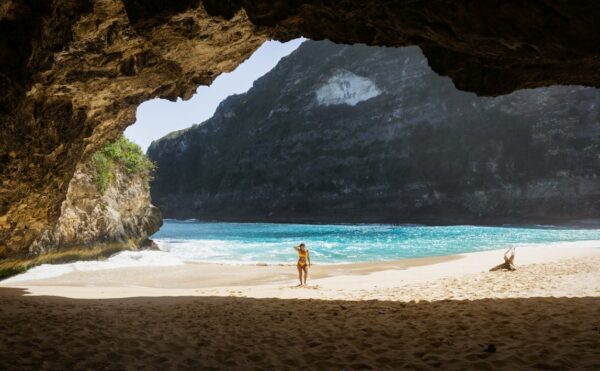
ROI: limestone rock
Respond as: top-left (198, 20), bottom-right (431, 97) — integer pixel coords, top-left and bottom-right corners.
top-left (32, 144), bottom-right (162, 254)
top-left (148, 41), bottom-right (600, 224)
top-left (0, 1), bottom-right (266, 256)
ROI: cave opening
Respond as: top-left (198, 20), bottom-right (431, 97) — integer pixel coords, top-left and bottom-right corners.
top-left (2, 3), bottom-right (600, 368)
top-left (2, 0), bottom-right (599, 261)
top-left (140, 39), bottom-right (600, 228)
top-left (109, 37), bottom-right (600, 268)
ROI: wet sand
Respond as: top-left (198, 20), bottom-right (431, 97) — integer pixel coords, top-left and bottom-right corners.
top-left (1, 243), bottom-right (599, 369)
top-left (4, 242), bottom-right (598, 300)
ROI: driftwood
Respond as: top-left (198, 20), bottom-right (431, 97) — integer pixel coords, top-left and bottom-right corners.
top-left (490, 246), bottom-right (516, 271)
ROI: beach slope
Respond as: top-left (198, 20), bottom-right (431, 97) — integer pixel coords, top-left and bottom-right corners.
top-left (1, 243), bottom-right (599, 369)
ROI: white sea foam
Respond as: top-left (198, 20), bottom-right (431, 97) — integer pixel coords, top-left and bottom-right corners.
top-left (5, 225), bottom-right (599, 283)
top-left (155, 239), bottom-right (299, 265)
top-left (2, 251), bottom-right (184, 283)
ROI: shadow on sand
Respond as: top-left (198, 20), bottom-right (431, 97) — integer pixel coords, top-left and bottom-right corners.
top-left (1, 288), bottom-right (598, 369)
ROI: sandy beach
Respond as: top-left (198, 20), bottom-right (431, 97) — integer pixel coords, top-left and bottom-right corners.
top-left (1, 243), bottom-right (599, 369)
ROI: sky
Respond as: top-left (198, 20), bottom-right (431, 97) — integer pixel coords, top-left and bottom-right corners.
top-left (124, 38), bottom-right (305, 151)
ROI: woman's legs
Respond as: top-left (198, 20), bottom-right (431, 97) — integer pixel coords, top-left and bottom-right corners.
top-left (297, 264), bottom-right (303, 286)
top-left (302, 265), bottom-right (308, 285)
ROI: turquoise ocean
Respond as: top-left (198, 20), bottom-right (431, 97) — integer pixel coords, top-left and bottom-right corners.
top-left (153, 219), bottom-right (600, 265)
top-left (5, 219), bottom-right (600, 283)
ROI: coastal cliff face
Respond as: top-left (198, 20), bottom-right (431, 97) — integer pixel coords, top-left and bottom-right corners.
top-left (149, 41), bottom-right (600, 224)
top-left (30, 137), bottom-right (162, 256)
top-left (1, 0), bottom-right (600, 256)
top-left (0, 0), bottom-right (268, 257)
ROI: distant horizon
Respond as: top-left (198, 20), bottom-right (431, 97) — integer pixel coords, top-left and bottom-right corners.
top-left (124, 38), bottom-right (305, 152)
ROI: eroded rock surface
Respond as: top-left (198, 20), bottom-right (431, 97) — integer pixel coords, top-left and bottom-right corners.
top-left (1, 1), bottom-right (599, 256)
top-left (33, 157), bottom-right (161, 254)
top-left (148, 41), bottom-right (600, 224)
top-left (0, 0), bottom-right (267, 257)
top-left (31, 138), bottom-right (162, 254)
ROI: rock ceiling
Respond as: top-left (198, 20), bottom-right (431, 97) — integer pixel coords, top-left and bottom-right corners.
top-left (1, 0), bottom-right (598, 256)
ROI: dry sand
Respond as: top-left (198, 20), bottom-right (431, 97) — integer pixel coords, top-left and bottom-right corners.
top-left (1, 243), bottom-right (599, 369)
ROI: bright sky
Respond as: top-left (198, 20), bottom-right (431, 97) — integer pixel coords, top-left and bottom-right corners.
top-left (124, 38), bottom-right (305, 151)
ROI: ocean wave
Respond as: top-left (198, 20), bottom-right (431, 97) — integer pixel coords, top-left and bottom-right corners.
top-left (162, 218), bottom-right (201, 223)
top-left (155, 239), bottom-right (298, 259)
top-left (155, 238), bottom-right (392, 265)
top-left (7, 232), bottom-right (596, 283)
top-left (2, 251), bottom-right (184, 283)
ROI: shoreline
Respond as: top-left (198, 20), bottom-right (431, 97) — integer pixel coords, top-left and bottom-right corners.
top-left (158, 216), bottom-right (600, 229)
top-left (2, 241), bottom-right (599, 300)
top-left (1, 242), bottom-right (599, 369)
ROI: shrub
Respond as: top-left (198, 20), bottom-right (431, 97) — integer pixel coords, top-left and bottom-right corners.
top-left (92, 151), bottom-right (114, 193)
top-left (92, 136), bottom-right (154, 193)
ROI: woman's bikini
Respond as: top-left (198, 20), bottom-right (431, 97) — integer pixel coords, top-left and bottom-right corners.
top-left (297, 249), bottom-right (308, 267)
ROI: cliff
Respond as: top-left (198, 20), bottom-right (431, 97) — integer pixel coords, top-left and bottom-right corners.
top-left (148, 41), bottom-right (600, 224)
top-left (30, 137), bottom-right (162, 256)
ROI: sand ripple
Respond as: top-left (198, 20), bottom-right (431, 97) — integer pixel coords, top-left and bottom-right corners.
top-left (0, 290), bottom-right (598, 369)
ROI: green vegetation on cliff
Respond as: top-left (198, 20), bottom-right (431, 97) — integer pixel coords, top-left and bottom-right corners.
top-left (92, 136), bottom-right (154, 193)
top-left (0, 137), bottom-right (162, 280)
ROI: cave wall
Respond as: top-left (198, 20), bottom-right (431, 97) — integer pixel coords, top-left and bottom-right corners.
top-left (0, 0), bottom-right (269, 257)
top-left (1, 0), bottom-right (599, 257)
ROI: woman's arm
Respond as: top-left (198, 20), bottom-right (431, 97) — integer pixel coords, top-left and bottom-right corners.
top-left (307, 250), bottom-right (311, 266)
top-left (293, 245), bottom-right (300, 252)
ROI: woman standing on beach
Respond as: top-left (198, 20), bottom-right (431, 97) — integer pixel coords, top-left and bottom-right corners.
top-left (294, 243), bottom-right (311, 286)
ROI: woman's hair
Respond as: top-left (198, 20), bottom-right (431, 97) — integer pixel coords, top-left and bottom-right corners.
top-left (299, 243), bottom-right (305, 247)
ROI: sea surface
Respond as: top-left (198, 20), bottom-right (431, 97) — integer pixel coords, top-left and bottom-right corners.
top-left (4, 219), bottom-right (600, 283)
top-left (153, 219), bottom-right (600, 265)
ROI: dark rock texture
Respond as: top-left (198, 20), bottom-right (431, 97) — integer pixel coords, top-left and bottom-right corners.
top-left (1, 1), bottom-right (599, 256)
top-left (0, 0), bottom-right (267, 257)
top-left (236, 1), bottom-right (600, 96)
top-left (149, 41), bottom-right (600, 224)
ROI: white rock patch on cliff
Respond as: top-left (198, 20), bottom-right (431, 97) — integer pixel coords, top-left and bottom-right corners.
top-left (316, 70), bottom-right (381, 106)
